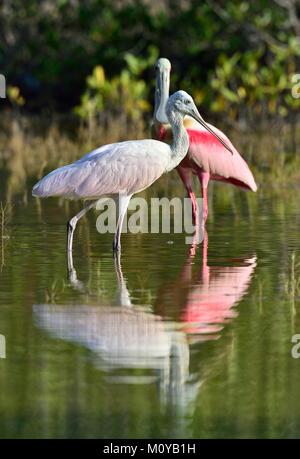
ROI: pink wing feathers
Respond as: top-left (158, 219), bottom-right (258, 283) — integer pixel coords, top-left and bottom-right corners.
top-left (186, 120), bottom-right (257, 192)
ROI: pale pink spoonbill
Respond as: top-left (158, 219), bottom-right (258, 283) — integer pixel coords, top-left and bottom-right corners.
top-left (152, 58), bottom-right (257, 224)
top-left (32, 90), bottom-right (232, 254)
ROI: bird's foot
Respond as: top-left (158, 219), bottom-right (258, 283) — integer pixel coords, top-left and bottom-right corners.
top-left (112, 240), bottom-right (121, 252)
top-left (189, 244), bottom-right (197, 258)
top-left (192, 208), bottom-right (198, 226)
top-left (201, 207), bottom-right (208, 226)
top-left (67, 216), bottom-right (77, 233)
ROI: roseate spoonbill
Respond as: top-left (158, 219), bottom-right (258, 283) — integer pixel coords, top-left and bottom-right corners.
top-left (153, 58), bottom-right (257, 225)
top-left (32, 91), bottom-right (231, 253)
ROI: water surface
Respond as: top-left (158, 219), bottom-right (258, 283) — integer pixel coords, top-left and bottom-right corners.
top-left (0, 170), bottom-right (300, 438)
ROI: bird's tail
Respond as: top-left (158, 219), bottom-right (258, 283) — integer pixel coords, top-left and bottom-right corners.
top-left (32, 164), bottom-right (77, 198)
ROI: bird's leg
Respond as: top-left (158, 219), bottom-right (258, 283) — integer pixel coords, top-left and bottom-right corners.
top-left (67, 200), bottom-right (97, 255)
top-left (113, 250), bottom-right (132, 307)
top-left (113, 194), bottom-right (132, 252)
top-left (186, 187), bottom-right (198, 226)
top-left (67, 249), bottom-right (86, 292)
top-left (188, 223), bottom-right (200, 258)
top-left (198, 171), bottom-right (210, 226)
top-left (201, 229), bottom-right (209, 283)
top-left (177, 166), bottom-right (198, 225)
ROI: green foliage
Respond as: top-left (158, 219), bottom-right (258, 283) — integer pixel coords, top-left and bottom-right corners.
top-left (0, 0), bottom-right (299, 121)
top-left (210, 40), bottom-right (300, 119)
top-left (75, 47), bottom-right (158, 121)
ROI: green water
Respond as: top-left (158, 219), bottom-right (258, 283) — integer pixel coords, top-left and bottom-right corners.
top-left (0, 171), bottom-right (300, 439)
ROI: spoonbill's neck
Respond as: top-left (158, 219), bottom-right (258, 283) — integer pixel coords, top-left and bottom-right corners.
top-left (166, 110), bottom-right (189, 172)
top-left (154, 70), bottom-right (170, 129)
top-left (153, 85), bottom-right (161, 122)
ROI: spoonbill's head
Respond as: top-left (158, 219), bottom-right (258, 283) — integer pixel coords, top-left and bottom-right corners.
top-left (156, 58), bottom-right (171, 73)
top-left (167, 91), bottom-right (234, 154)
top-left (155, 58), bottom-right (171, 125)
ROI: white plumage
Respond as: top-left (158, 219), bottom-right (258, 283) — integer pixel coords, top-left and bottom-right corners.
top-left (33, 140), bottom-right (171, 199)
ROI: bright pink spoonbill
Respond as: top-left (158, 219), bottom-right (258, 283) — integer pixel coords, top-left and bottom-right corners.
top-left (152, 58), bottom-right (257, 225)
top-left (32, 91), bottom-right (232, 254)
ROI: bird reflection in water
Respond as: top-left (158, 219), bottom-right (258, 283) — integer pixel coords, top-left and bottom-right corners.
top-left (33, 237), bottom-right (256, 411)
top-left (34, 251), bottom-right (189, 406)
top-left (179, 232), bottom-right (257, 341)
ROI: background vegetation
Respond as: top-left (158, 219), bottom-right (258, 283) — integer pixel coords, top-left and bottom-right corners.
top-left (1, 0), bottom-right (300, 122)
top-left (0, 0), bottom-right (300, 196)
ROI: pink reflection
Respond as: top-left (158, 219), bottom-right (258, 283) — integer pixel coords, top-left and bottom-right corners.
top-left (180, 232), bottom-right (256, 339)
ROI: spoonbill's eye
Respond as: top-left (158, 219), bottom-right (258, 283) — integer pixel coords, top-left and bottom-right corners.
top-left (184, 99), bottom-right (191, 105)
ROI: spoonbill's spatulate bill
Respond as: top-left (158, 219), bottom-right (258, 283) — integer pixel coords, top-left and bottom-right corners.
top-left (152, 58), bottom-right (257, 225)
top-left (33, 91), bottom-right (232, 254)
